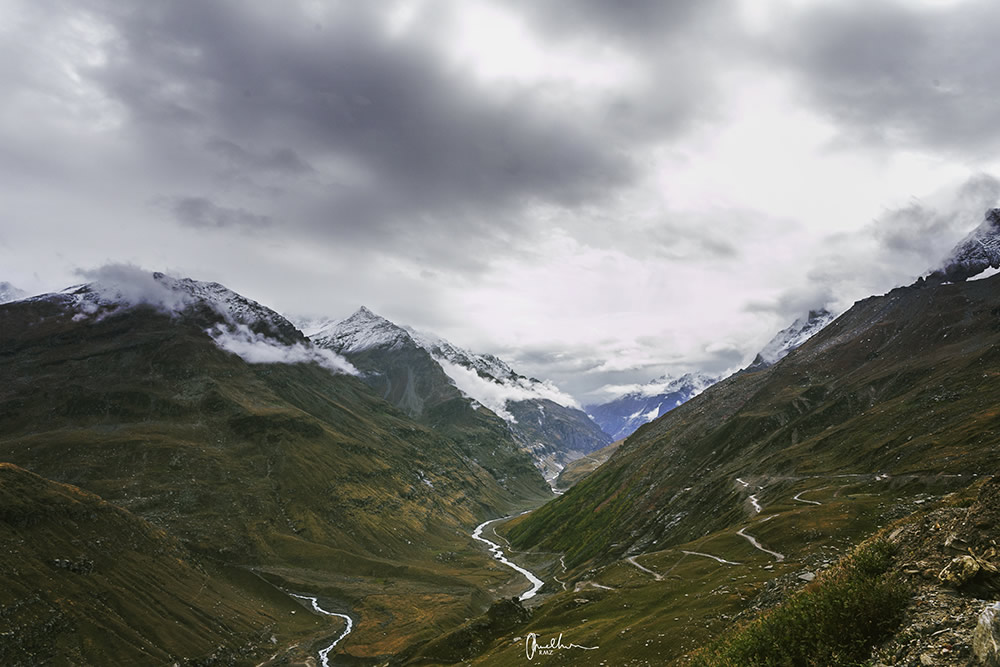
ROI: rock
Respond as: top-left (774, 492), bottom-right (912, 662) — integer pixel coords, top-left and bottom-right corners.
top-left (798, 572), bottom-right (816, 582)
top-left (973, 602), bottom-right (1000, 666)
top-left (919, 652), bottom-right (934, 665)
top-left (939, 556), bottom-right (981, 588)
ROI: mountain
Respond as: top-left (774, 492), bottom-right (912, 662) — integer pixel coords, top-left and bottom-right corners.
top-left (0, 281), bottom-right (26, 304)
top-left (0, 271), bottom-right (553, 662)
top-left (927, 207), bottom-right (1000, 283)
top-left (585, 372), bottom-right (718, 441)
top-left (553, 438), bottom-right (622, 490)
top-left (432, 267), bottom-right (1000, 666)
top-left (742, 307), bottom-right (836, 373)
top-left (310, 307), bottom-right (611, 481)
top-left (509, 275), bottom-right (1000, 568)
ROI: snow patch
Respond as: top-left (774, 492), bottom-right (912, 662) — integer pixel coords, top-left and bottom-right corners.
top-left (970, 266), bottom-right (1000, 281)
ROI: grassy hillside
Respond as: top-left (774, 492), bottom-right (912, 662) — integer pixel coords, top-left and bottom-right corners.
top-left (0, 296), bottom-right (551, 661)
top-left (508, 277), bottom-right (1000, 567)
top-left (0, 463), bottom-right (325, 665)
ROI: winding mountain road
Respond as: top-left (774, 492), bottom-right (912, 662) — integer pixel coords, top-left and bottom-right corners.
top-left (736, 526), bottom-right (785, 562)
top-left (627, 555), bottom-right (664, 580)
top-left (681, 550), bottom-right (741, 565)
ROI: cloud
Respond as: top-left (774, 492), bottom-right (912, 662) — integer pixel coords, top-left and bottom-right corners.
top-left (435, 357), bottom-right (580, 422)
top-left (159, 196), bottom-right (272, 230)
top-left (75, 263), bottom-right (194, 315)
top-left (768, 1), bottom-right (1000, 158)
top-left (208, 323), bottom-right (358, 375)
top-left (763, 174), bottom-right (1000, 317)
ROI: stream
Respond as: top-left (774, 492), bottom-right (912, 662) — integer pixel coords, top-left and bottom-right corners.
top-left (472, 517), bottom-right (545, 600)
top-left (289, 593), bottom-right (354, 667)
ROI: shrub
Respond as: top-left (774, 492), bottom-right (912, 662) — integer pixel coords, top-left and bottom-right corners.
top-left (690, 539), bottom-right (909, 667)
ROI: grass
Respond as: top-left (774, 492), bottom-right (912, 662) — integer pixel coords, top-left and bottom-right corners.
top-left (689, 539), bottom-right (909, 667)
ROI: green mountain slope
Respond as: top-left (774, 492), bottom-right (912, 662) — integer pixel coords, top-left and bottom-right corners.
top-left (0, 283), bottom-right (551, 661)
top-left (508, 275), bottom-right (1000, 567)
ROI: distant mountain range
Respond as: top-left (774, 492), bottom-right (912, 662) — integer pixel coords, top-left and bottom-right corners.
top-left (585, 373), bottom-right (718, 441)
top-left (584, 308), bottom-right (837, 441)
top-left (308, 307), bottom-right (611, 481)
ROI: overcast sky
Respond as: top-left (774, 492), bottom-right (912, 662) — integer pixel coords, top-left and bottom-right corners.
top-left (3, 0), bottom-right (1000, 402)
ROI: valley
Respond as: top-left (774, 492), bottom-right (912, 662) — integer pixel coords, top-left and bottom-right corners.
top-left (2, 258), bottom-right (1000, 666)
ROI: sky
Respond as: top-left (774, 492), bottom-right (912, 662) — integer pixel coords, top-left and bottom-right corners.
top-left (3, 0), bottom-right (1000, 403)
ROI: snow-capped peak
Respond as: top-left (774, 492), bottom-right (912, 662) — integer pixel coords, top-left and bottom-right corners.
top-left (927, 208), bottom-right (1000, 283)
top-left (63, 265), bottom-right (298, 337)
top-left (746, 308), bottom-right (835, 372)
top-left (310, 306), bottom-right (414, 354)
top-left (0, 282), bottom-right (27, 305)
top-left (310, 306), bottom-right (581, 418)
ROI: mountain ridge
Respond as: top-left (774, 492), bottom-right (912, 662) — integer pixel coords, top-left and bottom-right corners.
top-left (311, 307), bottom-right (611, 480)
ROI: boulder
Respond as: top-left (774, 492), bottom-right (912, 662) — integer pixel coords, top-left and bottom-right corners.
top-left (974, 602), bottom-right (1000, 666)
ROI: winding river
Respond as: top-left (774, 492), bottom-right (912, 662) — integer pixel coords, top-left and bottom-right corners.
top-left (472, 517), bottom-right (545, 600)
top-left (289, 593), bottom-right (354, 667)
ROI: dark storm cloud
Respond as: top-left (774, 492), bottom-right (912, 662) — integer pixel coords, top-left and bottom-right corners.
top-left (514, 0), bottom-right (724, 46)
top-left (160, 196), bottom-right (272, 231)
top-left (769, 0), bottom-right (1000, 157)
top-left (68, 0), bottom-right (651, 260)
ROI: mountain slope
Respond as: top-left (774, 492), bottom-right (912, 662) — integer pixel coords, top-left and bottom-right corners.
top-left (0, 273), bottom-right (552, 661)
top-left (312, 307), bottom-right (610, 481)
top-left (508, 274), bottom-right (1000, 568)
top-left (0, 463), bottom-right (323, 665)
top-left (586, 373), bottom-right (718, 441)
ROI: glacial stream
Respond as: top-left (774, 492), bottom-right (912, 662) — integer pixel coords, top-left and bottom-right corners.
top-left (289, 593), bottom-right (354, 667)
top-left (472, 517), bottom-right (545, 600)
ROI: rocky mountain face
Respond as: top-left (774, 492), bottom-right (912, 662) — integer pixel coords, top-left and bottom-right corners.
top-left (311, 307), bottom-right (610, 481)
top-left (0, 273), bottom-right (552, 662)
top-left (586, 372), bottom-right (718, 441)
top-left (927, 207), bottom-right (1000, 283)
top-left (742, 307), bottom-right (835, 373)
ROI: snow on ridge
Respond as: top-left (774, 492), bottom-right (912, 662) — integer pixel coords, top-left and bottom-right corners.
top-left (58, 264), bottom-right (358, 376)
top-left (755, 309), bottom-right (834, 367)
top-left (408, 328), bottom-right (581, 414)
top-left (66, 264), bottom-right (294, 334)
top-left (0, 282), bottom-right (28, 305)
top-left (309, 306), bottom-right (581, 417)
top-left (310, 306), bottom-right (413, 354)
top-left (597, 372), bottom-right (719, 401)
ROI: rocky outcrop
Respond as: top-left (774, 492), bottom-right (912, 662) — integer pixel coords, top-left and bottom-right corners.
top-left (974, 602), bottom-right (1000, 666)
top-left (927, 208), bottom-right (1000, 283)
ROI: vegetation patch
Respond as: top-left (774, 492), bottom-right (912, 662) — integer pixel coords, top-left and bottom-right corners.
top-left (690, 539), bottom-right (909, 667)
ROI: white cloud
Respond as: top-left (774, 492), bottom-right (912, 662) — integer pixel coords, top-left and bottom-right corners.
top-left (74, 263), bottom-right (193, 315)
top-left (435, 356), bottom-right (579, 422)
top-left (208, 323), bottom-right (358, 376)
